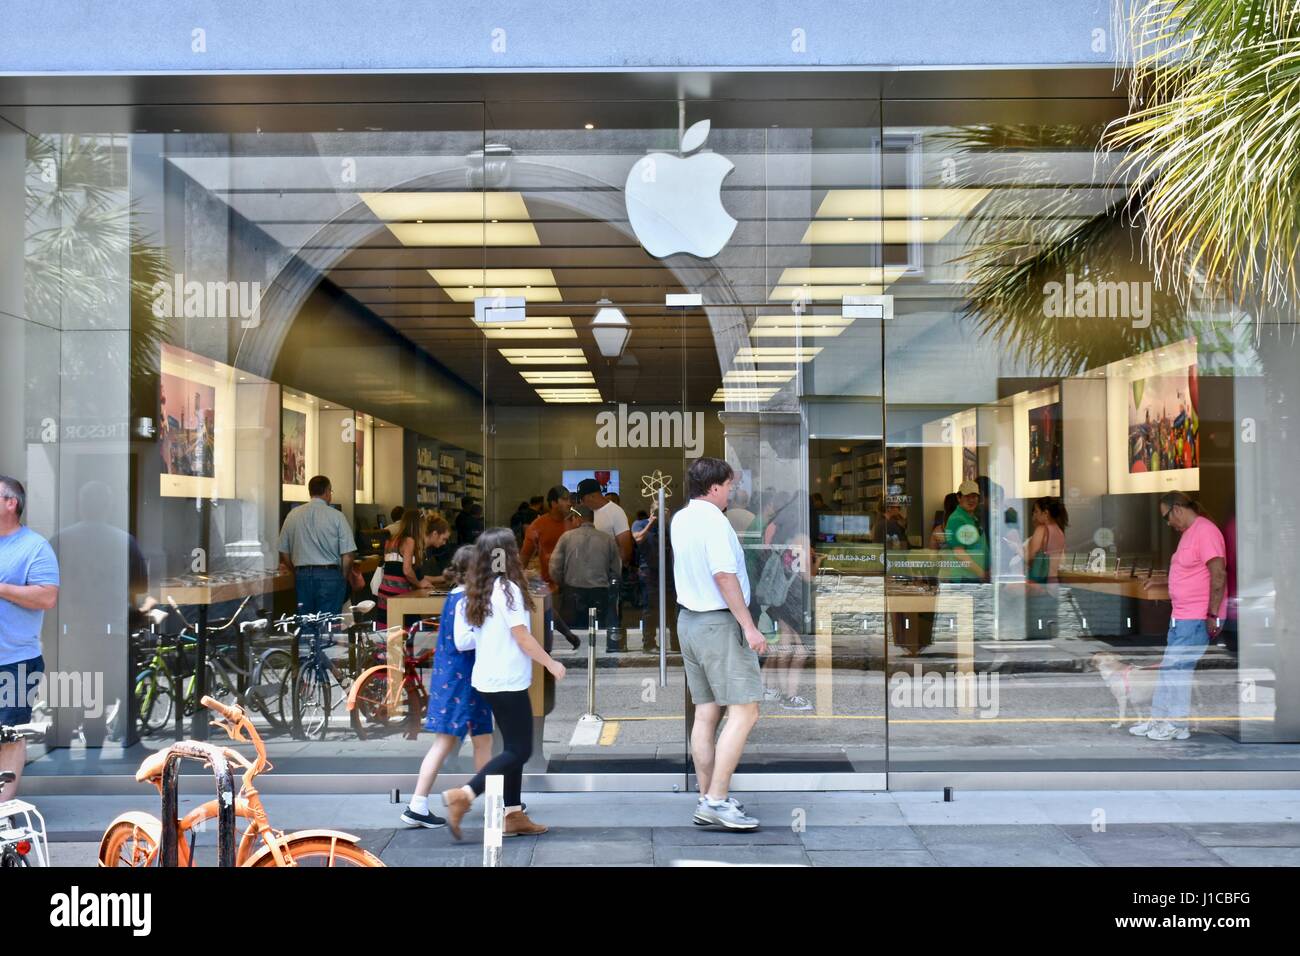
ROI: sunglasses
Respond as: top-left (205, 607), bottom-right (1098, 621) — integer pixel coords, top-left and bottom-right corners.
top-left (1160, 505), bottom-right (1177, 524)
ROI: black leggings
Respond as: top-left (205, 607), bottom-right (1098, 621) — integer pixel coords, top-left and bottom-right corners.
top-left (467, 689), bottom-right (534, 808)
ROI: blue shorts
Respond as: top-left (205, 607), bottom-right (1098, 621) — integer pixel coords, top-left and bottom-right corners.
top-left (0, 655), bottom-right (44, 726)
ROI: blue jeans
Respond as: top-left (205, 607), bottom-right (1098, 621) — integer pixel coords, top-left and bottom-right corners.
top-left (294, 567), bottom-right (347, 636)
top-left (1150, 618), bottom-right (1209, 724)
top-left (0, 654), bottom-right (44, 725)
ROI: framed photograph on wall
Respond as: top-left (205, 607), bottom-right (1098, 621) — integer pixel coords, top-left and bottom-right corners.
top-left (281, 390), bottom-right (321, 501)
top-left (1013, 385), bottom-right (1063, 498)
top-left (158, 344), bottom-right (236, 499)
top-left (1106, 338), bottom-right (1200, 494)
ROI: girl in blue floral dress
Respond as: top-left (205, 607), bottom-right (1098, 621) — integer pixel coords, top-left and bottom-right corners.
top-left (400, 546), bottom-right (494, 828)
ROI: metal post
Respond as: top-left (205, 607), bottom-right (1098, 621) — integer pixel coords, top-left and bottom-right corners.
top-left (658, 485), bottom-right (668, 687)
top-left (577, 606), bottom-right (601, 723)
top-left (483, 774), bottom-right (504, 867)
top-left (192, 605), bottom-right (209, 740)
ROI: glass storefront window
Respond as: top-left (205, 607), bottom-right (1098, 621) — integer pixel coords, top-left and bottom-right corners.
top-left (2, 85), bottom-right (1297, 789)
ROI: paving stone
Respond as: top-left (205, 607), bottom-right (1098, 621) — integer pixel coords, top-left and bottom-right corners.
top-left (800, 825), bottom-right (924, 851)
top-left (1180, 823), bottom-right (1300, 847)
top-left (1207, 846), bottom-right (1300, 867)
top-left (807, 850), bottom-right (937, 867)
top-left (914, 824), bottom-right (1097, 867)
top-left (655, 844), bottom-right (810, 867)
top-left (651, 825), bottom-right (802, 846)
top-left (531, 839), bottom-right (654, 866)
top-left (1061, 824), bottom-right (1226, 867)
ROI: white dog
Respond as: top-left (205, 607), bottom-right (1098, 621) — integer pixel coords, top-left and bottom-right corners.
top-left (1090, 652), bottom-right (1162, 728)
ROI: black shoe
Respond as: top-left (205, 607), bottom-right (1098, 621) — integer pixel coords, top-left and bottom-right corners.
top-left (401, 807), bottom-right (447, 829)
top-left (566, 632), bottom-right (581, 650)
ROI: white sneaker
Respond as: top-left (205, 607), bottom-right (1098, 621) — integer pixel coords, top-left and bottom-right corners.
top-left (694, 798), bottom-right (759, 830)
top-left (1128, 720), bottom-right (1155, 736)
top-left (781, 694), bottom-right (814, 711)
top-left (694, 794), bottom-right (746, 826)
top-left (763, 687), bottom-right (782, 702)
top-left (1146, 721), bottom-right (1191, 741)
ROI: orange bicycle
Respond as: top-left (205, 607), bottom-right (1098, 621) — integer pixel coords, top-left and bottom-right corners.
top-left (98, 695), bottom-right (384, 867)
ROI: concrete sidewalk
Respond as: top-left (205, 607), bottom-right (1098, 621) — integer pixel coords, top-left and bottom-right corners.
top-left (36, 789), bottom-right (1300, 866)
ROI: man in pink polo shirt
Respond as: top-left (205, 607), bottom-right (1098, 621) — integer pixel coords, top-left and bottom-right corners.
top-left (1134, 491), bottom-right (1227, 742)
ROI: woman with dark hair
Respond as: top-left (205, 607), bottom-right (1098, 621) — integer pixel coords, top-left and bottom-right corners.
top-left (441, 528), bottom-right (566, 839)
top-left (377, 509), bottom-right (431, 627)
top-left (1024, 496), bottom-right (1069, 638)
top-left (401, 545), bottom-right (493, 829)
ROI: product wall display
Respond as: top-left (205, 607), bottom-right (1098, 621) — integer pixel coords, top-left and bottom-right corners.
top-left (281, 390), bottom-right (321, 502)
top-left (1106, 338), bottom-right (1200, 494)
top-left (158, 344), bottom-right (237, 499)
top-left (1013, 385), bottom-right (1062, 498)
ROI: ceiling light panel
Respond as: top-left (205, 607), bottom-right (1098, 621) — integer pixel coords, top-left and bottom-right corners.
top-left (499, 348), bottom-right (588, 365)
top-left (359, 191), bottom-right (531, 221)
top-left (478, 316), bottom-right (577, 340)
top-left (430, 268), bottom-right (558, 287)
top-left (385, 221), bottom-right (540, 247)
top-left (812, 188), bottom-right (991, 220)
top-left (520, 370), bottom-right (596, 384)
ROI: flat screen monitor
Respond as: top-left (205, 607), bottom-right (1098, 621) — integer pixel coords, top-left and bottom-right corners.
top-left (819, 513), bottom-right (872, 537)
top-left (562, 469), bottom-right (620, 495)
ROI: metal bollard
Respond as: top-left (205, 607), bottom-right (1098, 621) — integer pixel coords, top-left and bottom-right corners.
top-left (577, 606), bottom-right (601, 723)
top-left (483, 775), bottom-right (504, 867)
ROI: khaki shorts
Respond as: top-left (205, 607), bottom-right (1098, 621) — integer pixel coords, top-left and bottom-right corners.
top-left (677, 608), bottom-right (763, 707)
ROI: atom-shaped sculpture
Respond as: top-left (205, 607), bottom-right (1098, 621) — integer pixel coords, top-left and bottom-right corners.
top-left (641, 469), bottom-right (672, 499)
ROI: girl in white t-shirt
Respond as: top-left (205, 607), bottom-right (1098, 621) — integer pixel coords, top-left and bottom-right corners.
top-left (441, 528), bottom-right (566, 839)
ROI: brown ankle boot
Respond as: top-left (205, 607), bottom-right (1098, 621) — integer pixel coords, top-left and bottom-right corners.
top-left (441, 787), bottom-right (472, 841)
top-left (503, 810), bottom-right (548, 837)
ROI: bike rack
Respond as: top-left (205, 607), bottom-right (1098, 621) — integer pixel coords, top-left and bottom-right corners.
top-left (158, 741), bottom-right (238, 867)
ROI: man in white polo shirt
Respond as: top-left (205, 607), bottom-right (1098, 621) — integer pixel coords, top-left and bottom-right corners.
top-left (670, 457), bottom-right (765, 831)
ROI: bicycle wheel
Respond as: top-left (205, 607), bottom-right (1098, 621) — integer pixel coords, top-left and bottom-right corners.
top-left (348, 669), bottom-right (413, 739)
top-left (99, 820), bottom-right (160, 867)
top-left (291, 663), bottom-right (331, 740)
top-left (250, 835), bottom-right (383, 867)
top-left (250, 648), bottom-right (292, 732)
top-left (134, 668), bottom-right (174, 736)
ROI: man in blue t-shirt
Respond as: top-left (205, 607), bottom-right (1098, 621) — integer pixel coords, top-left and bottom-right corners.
top-left (0, 476), bottom-right (60, 799)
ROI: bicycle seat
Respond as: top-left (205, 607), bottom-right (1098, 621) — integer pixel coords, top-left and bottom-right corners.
top-left (240, 618), bottom-right (269, 634)
top-left (135, 750), bottom-right (170, 783)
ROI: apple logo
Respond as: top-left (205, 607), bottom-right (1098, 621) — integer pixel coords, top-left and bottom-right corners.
top-left (625, 119), bottom-right (737, 259)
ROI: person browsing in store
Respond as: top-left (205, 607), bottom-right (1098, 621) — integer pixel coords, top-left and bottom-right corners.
top-left (575, 478), bottom-right (633, 567)
top-left (441, 528), bottom-right (566, 840)
top-left (670, 457), bottom-right (765, 831)
top-left (520, 485), bottom-right (580, 650)
top-left (548, 504), bottom-right (621, 638)
top-left (277, 475), bottom-right (357, 628)
top-left (1132, 492), bottom-right (1227, 742)
top-left (942, 480), bottom-right (988, 583)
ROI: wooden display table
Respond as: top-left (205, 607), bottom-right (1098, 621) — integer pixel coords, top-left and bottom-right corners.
top-left (385, 587), bottom-right (552, 717)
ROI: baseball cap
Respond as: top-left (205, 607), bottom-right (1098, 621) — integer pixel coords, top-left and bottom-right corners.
top-left (957, 480), bottom-right (980, 496)
top-left (575, 478), bottom-right (603, 498)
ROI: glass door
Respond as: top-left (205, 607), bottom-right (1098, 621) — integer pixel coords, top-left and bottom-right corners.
top-left (482, 99), bottom-right (691, 779)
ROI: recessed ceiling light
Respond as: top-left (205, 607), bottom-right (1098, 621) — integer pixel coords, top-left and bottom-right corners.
top-left (584, 123), bottom-right (595, 130)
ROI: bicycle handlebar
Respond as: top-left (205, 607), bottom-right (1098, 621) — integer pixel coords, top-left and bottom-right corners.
top-left (200, 695), bottom-right (243, 723)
